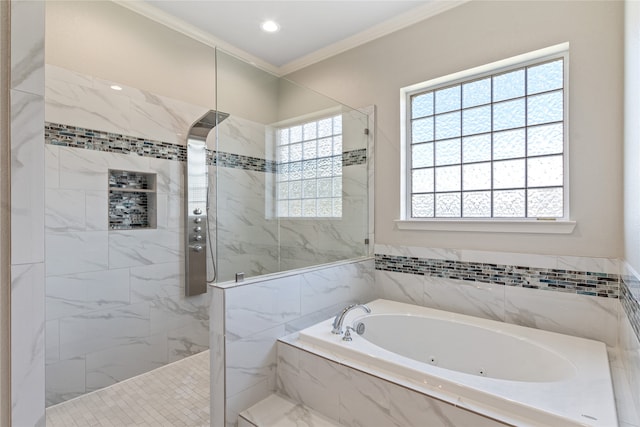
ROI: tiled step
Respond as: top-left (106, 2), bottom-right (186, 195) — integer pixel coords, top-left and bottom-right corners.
top-left (238, 394), bottom-right (340, 427)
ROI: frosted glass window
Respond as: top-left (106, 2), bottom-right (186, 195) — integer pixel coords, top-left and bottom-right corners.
top-left (412, 92), bottom-right (433, 118)
top-left (435, 111), bottom-right (461, 140)
top-left (277, 114), bottom-right (343, 218)
top-left (412, 143), bottom-right (434, 168)
top-left (463, 191), bottom-right (491, 217)
top-left (435, 138), bottom-right (460, 166)
top-left (463, 78), bottom-right (491, 108)
top-left (407, 52), bottom-right (566, 219)
top-left (435, 86), bottom-right (461, 113)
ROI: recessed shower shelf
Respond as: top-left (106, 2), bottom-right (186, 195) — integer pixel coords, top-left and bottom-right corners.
top-left (108, 169), bottom-right (157, 230)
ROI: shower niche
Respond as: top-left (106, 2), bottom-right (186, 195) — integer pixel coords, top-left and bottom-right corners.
top-left (108, 169), bottom-right (157, 230)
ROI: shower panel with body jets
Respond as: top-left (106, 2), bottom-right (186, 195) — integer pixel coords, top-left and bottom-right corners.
top-left (185, 109), bottom-right (228, 296)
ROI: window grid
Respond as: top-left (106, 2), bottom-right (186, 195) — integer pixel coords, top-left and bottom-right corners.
top-left (276, 115), bottom-right (343, 218)
top-left (409, 58), bottom-right (565, 219)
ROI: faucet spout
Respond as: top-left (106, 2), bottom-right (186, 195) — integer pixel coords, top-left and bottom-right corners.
top-left (331, 303), bottom-right (371, 334)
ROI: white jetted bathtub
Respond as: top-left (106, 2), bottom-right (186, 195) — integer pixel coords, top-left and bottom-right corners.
top-left (297, 299), bottom-right (617, 427)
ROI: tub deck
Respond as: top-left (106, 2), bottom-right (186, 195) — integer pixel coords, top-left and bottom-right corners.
top-left (293, 299), bottom-right (617, 427)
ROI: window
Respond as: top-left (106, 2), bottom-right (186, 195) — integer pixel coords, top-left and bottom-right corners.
top-left (276, 115), bottom-right (343, 218)
top-left (404, 48), bottom-right (567, 221)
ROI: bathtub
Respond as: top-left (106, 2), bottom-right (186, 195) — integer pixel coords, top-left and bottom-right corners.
top-left (296, 299), bottom-right (617, 427)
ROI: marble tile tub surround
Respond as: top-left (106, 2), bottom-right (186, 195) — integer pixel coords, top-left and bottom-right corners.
top-left (276, 340), bottom-right (507, 427)
top-left (210, 258), bottom-right (375, 427)
top-left (374, 244), bottom-right (621, 347)
top-left (618, 262), bottom-right (640, 426)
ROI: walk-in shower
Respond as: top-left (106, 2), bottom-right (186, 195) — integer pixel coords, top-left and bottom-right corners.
top-left (185, 110), bottom-right (228, 296)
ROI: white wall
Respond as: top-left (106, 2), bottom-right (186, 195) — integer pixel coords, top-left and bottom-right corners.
top-left (286, 0), bottom-right (624, 259)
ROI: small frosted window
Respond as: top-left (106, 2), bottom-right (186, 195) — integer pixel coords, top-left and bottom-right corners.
top-left (277, 114), bottom-right (343, 218)
top-left (407, 55), bottom-right (566, 219)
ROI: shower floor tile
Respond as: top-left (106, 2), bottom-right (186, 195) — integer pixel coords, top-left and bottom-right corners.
top-left (46, 350), bottom-right (210, 427)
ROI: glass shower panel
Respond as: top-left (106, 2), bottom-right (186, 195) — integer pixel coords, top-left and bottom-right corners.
top-left (215, 49), bottom-right (369, 282)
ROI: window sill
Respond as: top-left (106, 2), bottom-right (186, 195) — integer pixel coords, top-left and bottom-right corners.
top-left (395, 219), bottom-right (576, 234)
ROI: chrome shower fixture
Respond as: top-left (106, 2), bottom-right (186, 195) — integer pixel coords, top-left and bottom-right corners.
top-left (184, 110), bottom-right (228, 297)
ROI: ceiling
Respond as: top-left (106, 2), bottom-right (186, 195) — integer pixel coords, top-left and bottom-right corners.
top-left (117, 0), bottom-right (463, 75)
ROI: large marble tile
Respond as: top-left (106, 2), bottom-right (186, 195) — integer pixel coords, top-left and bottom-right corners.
top-left (84, 190), bottom-right (109, 231)
top-left (45, 144), bottom-right (60, 189)
top-left (148, 156), bottom-right (184, 194)
top-left (217, 116), bottom-right (268, 160)
top-left (225, 378), bottom-right (275, 427)
top-left (130, 262), bottom-right (183, 303)
top-left (45, 188), bottom-right (86, 232)
top-left (45, 356), bottom-right (85, 406)
top-left (225, 275), bottom-right (301, 341)
top-left (505, 285), bottom-right (618, 346)
top-left (374, 244), bottom-right (461, 261)
top-left (300, 264), bottom-right (351, 315)
top-left (375, 269), bottom-right (424, 306)
top-left (226, 325), bottom-right (284, 397)
top-left (85, 332), bottom-right (168, 392)
top-left (45, 231), bottom-right (109, 276)
top-left (338, 367), bottom-right (397, 427)
top-left (45, 320), bottom-right (60, 364)
top-left (58, 302), bottom-right (151, 359)
top-left (211, 329), bottom-right (226, 427)
top-left (167, 321), bottom-right (209, 362)
top-left (11, 90), bottom-right (45, 265)
top-left (10, 0), bottom-right (44, 95)
top-left (460, 249), bottom-right (557, 270)
top-left (556, 255), bottom-right (620, 275)
top-left (11, 262), bottom-right (45, 427)
top-left (46, 268), bottom-right (130, 320)
top-left (108, 229), bottom-right (181, 268)
top-left (423, 276), bottom-right (505, 322)
top-left (149, 293), bottom-right (208, 335)
top-left (620, 307), bottom-right (640, 424)
top-left (45, 78), bottom-right (131, 135)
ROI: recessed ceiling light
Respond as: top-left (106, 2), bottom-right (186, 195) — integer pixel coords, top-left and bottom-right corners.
top-left (110, 85), bottom-right (123, 91)
top-left (261, 20), bottom-right (280, 33)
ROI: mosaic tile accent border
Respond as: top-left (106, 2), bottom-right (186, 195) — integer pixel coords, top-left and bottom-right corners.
top-left (343, 148), bottom-right (367, 166)
top-left (46, 122), bottom-right (365, 173)
top-left (375, 253), bottom-right (620, 298)
top-left (622, 275), bottom-right (640, 341)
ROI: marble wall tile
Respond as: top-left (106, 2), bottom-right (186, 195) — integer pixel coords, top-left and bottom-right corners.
top-left (108, 229), bottom-right (181, 269)
top-left (46, 231), bottom-right (109, 276)
top-left (148, 156), bottom-right (184, 194)
top-left (225, 378), bottom-right (275, 427)
top-left (300, 265), bottom-right (352, 315)
top-left (45, 78), bottom-right (131, 135)
top-left (85, 333), bottom-right (167, 392)
top-left (45, 188), bottom-right (86, 232)
top-left (130, 262), bottom-right (183, 303)
top-left (460, 249), bottom-right (558, 270)
top-left (423, 276), bottom-right (505, 322)
top-left (58, 302), bottom-right (150, 359)
top-left (226, 325), bottom-right (285, 397)
top-left (58, 147), bottom-right (150, 191)
top-left (46, 268), bottom-right (130, 321)
top-left (45, 356), bottom-right (85, 407)
top-left (11, 263), bottom-right (45, 426)
top-left (217, 116), bottom-right (268, 160)
top-left (374, 269), bottom-right (424, 306)
top-left (557, 255), bottom-right (621, 275)
top-left (45, 144), bottom-right (60, 189)
top-left (167, 320), bottom-right (208, 362)
top-left (374, 243), bottom-right (461, 262)
top-left (10, 0), bottom-right (44, 95)
top-left (85, 190), bottom-right (109, 231)
top-left (11, 89), bottom-right (45, 265)
top-left (505, 285), bottom-right (618, 346)
top-left (620, 303), bottom-right (640, 425)
top-left (224, 275), bottom-right (301, 341)
top-left (149, 293), bottom-right (208, 335)
top-left (46, 320), bottom-right (60, 364)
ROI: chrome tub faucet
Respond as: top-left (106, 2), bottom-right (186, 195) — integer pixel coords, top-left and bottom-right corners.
top-left (331, 303), bottom-right (371, 334)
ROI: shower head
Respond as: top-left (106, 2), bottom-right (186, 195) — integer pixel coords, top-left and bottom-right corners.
top-left (188, 110), bottom-right (230, 140)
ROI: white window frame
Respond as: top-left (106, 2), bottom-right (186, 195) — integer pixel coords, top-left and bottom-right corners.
top-left (398, 42), bottom-right (575, 234)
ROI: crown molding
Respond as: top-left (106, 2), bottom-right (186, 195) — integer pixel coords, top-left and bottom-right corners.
top-left (112, 0), bottom-right (281, 76)
top-left (278, 0), bottom-right (470, 76)
top-left (113, 0), bottom-right (468, 77)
